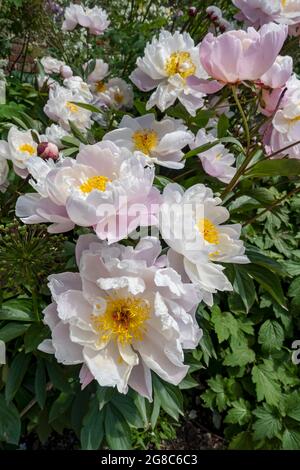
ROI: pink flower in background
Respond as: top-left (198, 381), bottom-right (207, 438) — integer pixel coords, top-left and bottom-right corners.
top-left (198, 23), bottom-right (287, 86)
top-left (16, 141), bottom-right (161, 242)
top-left (62, 3), bottom-right (110, 35)
top-left (259, 55), bottom-right (293, 89)
top-left (38, 235), bottom-right (202, 398)
top-left (233, 0), bottom-right (281, 27)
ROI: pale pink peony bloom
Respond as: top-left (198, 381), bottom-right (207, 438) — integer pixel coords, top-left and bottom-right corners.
top-left (62, 3), bottom-right (110, 35)
top-left (94, 78), bottom-right (133, 110)
top-left (84, 58), bottom-right (109, 84)
top-left (38, 235), bottom-right (202, 398)
top-left (198, 23), bottom-right (287, 87)
top-left (190, 129), bottom-right (236, 183)
top-left (233, 0), bottom-right (281, 27)
top-left (41, 56), bottom-right (65, 74)
top-left (60, 65), bottom-right (73, 79)
top-left (259, 55), bottom-right (293, 89)
top-left (16, 141), bottom-right (161, 241)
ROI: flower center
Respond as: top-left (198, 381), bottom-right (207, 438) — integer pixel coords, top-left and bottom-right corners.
top-left (114, 91), bottom-right (124, 104)
top-left (197, 218), bottom-right (220, 244)
top-left (92, 297), bottom-right (150, 345)
top-left (281, 0), bottom-right (287, 8)
top-left (66, 101), bottom-right (79, 113)
top-left (18, 143), bottom-right (36, 155)
top-left (79, 175), bottom-right (111, 193)
top-left (95, 81), bottom-right (106, 93)
top-left (165, 51), bottom-right (196, 79)
top-left (132, 129), bottom-right (158, 155)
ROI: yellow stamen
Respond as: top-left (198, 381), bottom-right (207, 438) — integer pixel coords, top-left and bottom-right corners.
top-left (281, 0), bottom-right (287, 8)
top-left (132, 129), bottom-right (158, 155)
top-left (79, 175), bottom-right (111, 193)
top-left (165, 51), bottom-right (196, 79)
top-left (66, 101), bottom-right (79, 113)
top-left (92, 297), bottom-right (150, 345)
top-left (18, 143), bottom-right (36, 155)
top-left (197, 218), bottom-right (220, 245)
top-left (114, 92), bottom-right (124, 104)
top-left (289, 115), bottom-right (300, 124)
top-left (95, 81), bottom-right (106, 93)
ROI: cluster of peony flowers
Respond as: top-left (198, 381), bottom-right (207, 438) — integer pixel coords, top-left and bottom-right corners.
top-left (62, 3), bottom-right (110, 35)
top-left (1, 13), bottom-right (295, 398)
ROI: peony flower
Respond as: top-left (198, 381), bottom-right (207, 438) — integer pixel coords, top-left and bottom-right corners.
top-left (159, 183), bottom-right (248, 306)
top-left (84, 58), bottom-right (109, 85)
top-left (259, 55), bottom-right (293, 89)
top-left (0, 126), bottom-right (38, 177)
top-left (103, 114), bottom-right (194, 169)
top-left (60, 65), bottom-right (73, 79)
top-left (63, 76), bottom-right (93, 102)
top-left (0, 156), bottom-right (9, 193)
top-left (198, 23), bottom-right (287, 87)
top-left (16, 141), bottom-right (161, 241)
top-left (95, 78), bottom-right (133, 110)
top-left (40, 124), bottom-right (70, 149)
top-left (44, 83), bottom-right (92, 131)
top-left (62, 3), bottom-right (110, 35)
top-left (41, 56), bottom-right (65, 74)
top-left (130, 30), bottom-right (208, 116)
top-left (233, 0), bottom-right (282, 27)
top-left (190, 129), bottom-right (236, 183)
top-left (38, 235), bottom-right (202, 398)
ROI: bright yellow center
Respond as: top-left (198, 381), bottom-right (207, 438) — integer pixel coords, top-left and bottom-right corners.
top-left (79, 175), bottom-right (111, 193)
top-left (18, 143), bottom-right (36, 155)
top-left (281, 0), bottom-right (287, 7)
top-left (96, 81), bottom-right (106, 93)
top-left (92, 297), bottom-right (150, 345)
top-left (165, 51), bottom-right (196, 79)
top-left (66, 101), bottom-right (79, 113)
top-left (132, 129), bottom-right (158, 155)
top-left (289, 115), bottom-right (300, 124)
top-left (114, 92), bottom-right (124, 104)
top-left (197, 218), bottom-right (220, 245)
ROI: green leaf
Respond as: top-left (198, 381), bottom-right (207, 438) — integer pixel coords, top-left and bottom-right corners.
top-left (179, 374), bottom-right (199, 390)
top-left (68, 120), bottom-right (88, 144)
top-left (0, 299), bottom-right (35, 322)
top-left (81, 399), bottom-right (105, 450)
top-left (211, 306), bottom-right (238, 342)
top-left (233, 266), bottom-right (256, 313)
top-left (284, 392), bottom-right (300, 422)
top-left (258, 320), bottom-right (284, 352)
top-left (0, 394), bottom-right (21, 445)
top-left (224, 399), bottom-right (251, 425)
top-left (132, 392), bottom-right (149, 427)
top-left (246, 159), bottom-right (300, 178)
top-left (112, 394), bottom-right (144, 428)
top-left (246, 264), bottom-right (286, 308)
top-left (35, 359), bottom-right (47, 409)
top-left (282, 429), bottom-right (300, 450)
top-left (229, 431), bottom-right (254, 450)
top-left (49, 392), bottom-right (74, 423)
top-left (5, 352), bottom-right (30, 402)
top-left (252, 360), bottom-right (281, 405)
top-left (223, 344), bottom-right (255, 367)
top-left (71, 101), bottom-right (102, 114)
top-left (150, 394), bottom-right (161, 429)
top-left (246, 246), bottom-right (287, 276)
top-left (153, 374), bottom-right (183, 421)
top-left (184, 141), bottom-right (219, 159)
top-left (46, 361), bottom-right (71, 393)
top-left (24, 323), bottom-right (49, 353)
top-left (0, 322), bottom-right (31, 342)
top-left (217, 114), bottom-right (229, 138)
top-left (96, 386), bottom-right (116, 411)
top-left (134, 99), bottom-right (147, 116)
top-left (60, 135), bottom-right (81, 148)
top-left (105, 404), bottom-right (132, 450)
top-left (253, 404), bottom-right (282, 440)
top-left (61, 147), bottom-right (78, 157)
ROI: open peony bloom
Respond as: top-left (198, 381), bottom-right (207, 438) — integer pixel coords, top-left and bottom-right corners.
top-left (94, 78), bottom-right (133, 110)
top-left (130, 30), bottom-right (208, 115)
top-left (0, 126), bottom-right (38, 178)
top-left (104, 114), bottom-right (194, 169)
top-left (40, 124), bottom-right (70, 150)
top-left (16, 141), bottom-right (161, 241)
top-left (198, 23), bottom-right (287, 86)
top-left (38, 235), bottom-right (202, 399)
top-left (190, 129), bottom-right (236, 183)
top-left (259, 55), bottom-right (293, 89)
top-left (84, 58), bottom-right (109, 87)
top-left (62, 3), bottom-right (110, 35)
top-left (44, 83), bottom-right (92, 131)
top-left (160, 183), bottom-right (249, 306)
top-left (41, 56), bottom-right (66, 75)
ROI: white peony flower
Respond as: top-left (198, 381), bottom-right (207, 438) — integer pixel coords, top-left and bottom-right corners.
top-left (38, 235), bottom-right (202, 398)
top-left (0, 126), bottom-right (38, 177)
top-left (41, 56), bottom-right (65, 75)
top-left (95, 78), bottom-right (134, 110)
top-left (160, 183), bottom-right (249, 306)
top-left (44, 83), bottom-right (92, 131)
top-left (259, 55), bottom-right (293, 89)
top-left (130, 30), bottom-right (208, 115)
top-left (40, 124), bottom-right (70, 150)
top-left (85, 58), bottom-right (109, 85)
top-left (190, 129), bottom-right (236, 183)
top-left (104, 114), bottom-right (194, 169)
top-left (62, 3), bottom-right (110, 35)
top-left (63, 76), bottom-right (93, 102)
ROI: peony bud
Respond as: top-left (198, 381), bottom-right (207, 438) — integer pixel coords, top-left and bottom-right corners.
top-left (60, 65), bottom-right (73, 79)
top-left (188, 7), bottom-right (197, 17)
top-left (37, 142), bottom-right (59, 160)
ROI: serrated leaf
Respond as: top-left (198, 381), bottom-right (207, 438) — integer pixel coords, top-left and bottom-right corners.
top-left (282, 429), bottom-right (300, 450)
top-left (224, 399), bottom-right (251, 425)
top-left (253, 404), bottom-right (282, 440)
top-left (258, 320), bottom-right (284, 352)
top-left (252, 360), bottom-right (281, 405)
top-left (211, 306), bottom-right (238, 342)
top-left (229, 431), bottom-right (254, 450)
top-left (223, 344), bottom-right (255, 367)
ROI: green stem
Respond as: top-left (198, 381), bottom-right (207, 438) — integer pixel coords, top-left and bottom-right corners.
top-left (231, 85), bottom-right (250, 153)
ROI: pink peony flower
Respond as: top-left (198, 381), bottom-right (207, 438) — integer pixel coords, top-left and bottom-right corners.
top-left (197, 23), bottom-right (287, 87)
top-left (38, 235), bottom-right (202, 398)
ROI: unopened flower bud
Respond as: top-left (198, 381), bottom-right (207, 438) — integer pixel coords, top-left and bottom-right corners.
top-left (60, 65), bottom-right (73, 79)
top-left (37, 142), bottom-right (59, 160)
top-left (188, 7), bottom-right (197, 17)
